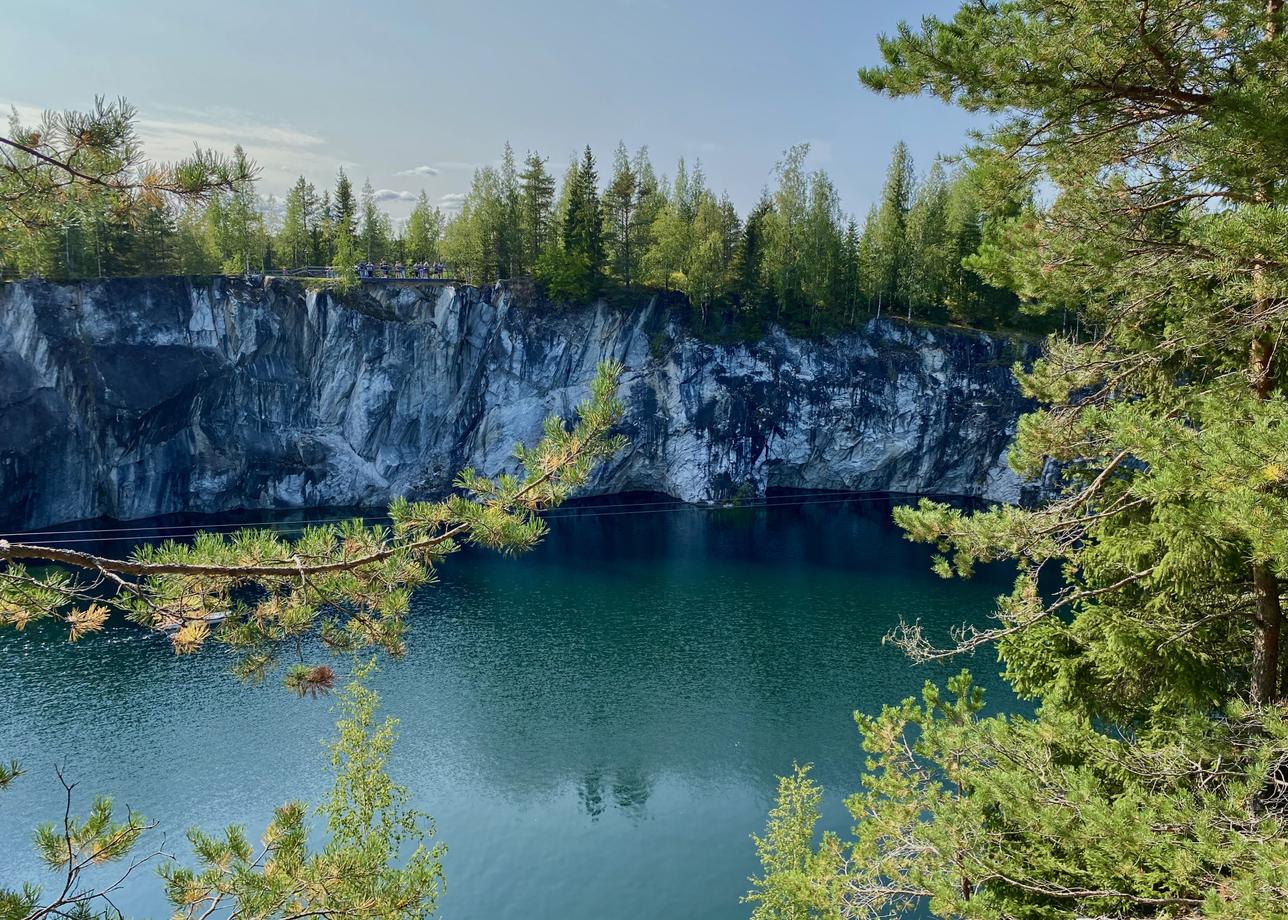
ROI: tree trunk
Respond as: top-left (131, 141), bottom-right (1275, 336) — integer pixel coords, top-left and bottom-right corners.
top-left (1253, 563), bottom-right (1283, 704)
top-left (1249, 0), bottom-right (1284, 705)
top-left (1249, 275), bottom-right (1283, 704)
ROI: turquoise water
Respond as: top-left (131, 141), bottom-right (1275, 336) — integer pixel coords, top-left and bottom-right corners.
top-left (1, 497), bottom-right (1013, 918)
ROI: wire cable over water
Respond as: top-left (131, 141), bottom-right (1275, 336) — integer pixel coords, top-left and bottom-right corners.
top-left (2, 491), bottom-right (929, 547)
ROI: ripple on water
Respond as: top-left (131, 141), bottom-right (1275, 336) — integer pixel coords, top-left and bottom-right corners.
top-left (1, 501), bottom-right (1014, 919)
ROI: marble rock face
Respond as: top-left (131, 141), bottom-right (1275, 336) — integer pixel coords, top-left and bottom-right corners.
top-left (0, 278), bottom-right (1039, 529)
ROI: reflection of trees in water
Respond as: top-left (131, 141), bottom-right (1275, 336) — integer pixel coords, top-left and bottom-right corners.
top-left (577, 766), bottom-right (652, 820)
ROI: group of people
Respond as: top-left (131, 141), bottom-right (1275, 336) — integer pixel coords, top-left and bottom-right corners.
top-left (355, 259), bottom-right (447, 280)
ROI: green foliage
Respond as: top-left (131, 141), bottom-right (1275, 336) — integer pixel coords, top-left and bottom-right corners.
top-left (331, 228), bottom-right (359, 290)
top-left (0, 363), bottom-right (626, 690)
top-left (0, 767), bottom-right (155, 920)
top-left (870, 141), bottom-right (912, 312)
top-left (745, 765), bottom-right (843, 920)
top-left (2, 99), bottom-right (1031, 338)
top-left (331, 167), bottom-right (357, 249)
top-left (755, 674), bottom-right (1288, 919)
top-left (440, 164), bottom-right (506, 283)
top-left (604, 141), bottom-right (643, 286)
top-left (276, 175), bottom-right (319, 269)
top-left (519, 150), bottom-right (557, 269)
top-left (535, 244), bottom-right (596, 302)
top-left (404, 190), bottom-right (445, 263)
top-left (0, 96), bottom-right (254, 280)
top-left (0, 760), bottom-right (21, 791)
top-left (2, 669), bottom-right (443, 920)
top-left (752, 2), bottom-right (1288, 917)
top-left (563, 145), bottom-right (604, 274)
top-left (162, 665), bottom-right (444, 918)
top-left (359, 177), bottom-right (393, 262)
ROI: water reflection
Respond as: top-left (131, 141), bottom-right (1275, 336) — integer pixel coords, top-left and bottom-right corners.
top-left (577, 766), bottom-right (652, 820)
top-left (1, 496), bottom-right (1014, 920)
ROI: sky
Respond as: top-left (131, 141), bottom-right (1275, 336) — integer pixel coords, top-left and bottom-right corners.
top-left (2, 0), bottom-right (980, 221)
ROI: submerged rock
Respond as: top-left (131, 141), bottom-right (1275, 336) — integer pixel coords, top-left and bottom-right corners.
top-left (0, 278), bottom-right (1039, 529)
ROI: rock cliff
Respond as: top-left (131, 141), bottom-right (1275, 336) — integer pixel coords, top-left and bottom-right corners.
top-left (0, 278), bottom-right (1038, 529)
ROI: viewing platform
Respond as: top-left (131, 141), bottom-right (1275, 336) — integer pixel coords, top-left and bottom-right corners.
top-left (274, 266), bottom-right (466, 285)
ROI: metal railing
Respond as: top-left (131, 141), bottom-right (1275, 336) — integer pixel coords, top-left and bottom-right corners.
top-left (275, 266), bottom-right (464, 283)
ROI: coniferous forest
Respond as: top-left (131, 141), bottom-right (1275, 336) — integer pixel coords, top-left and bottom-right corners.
top-left (4, 1), bottom-right (1288, 919)
top-left (1, 108), bottom-right (1030, 334)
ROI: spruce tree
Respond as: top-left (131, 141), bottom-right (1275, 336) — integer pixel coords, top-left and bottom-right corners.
top-left (331, 167), bottom-right (357, 251)
top-left (498, 143), bottom-right (523, 277)
top-left (732, 196), bottom-right (772, 315)
top-left (629, 146), bottom-right (662, 270)
top-left (562, 145), bottom-right (604, 275)
top-left (127, 199), bottom-right (179, 276)
top-left (842, 217), bottom-right (862, 325)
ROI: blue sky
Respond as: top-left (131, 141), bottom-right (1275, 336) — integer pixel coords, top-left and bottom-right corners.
top-left (2, 0), bottom-right (978, 219)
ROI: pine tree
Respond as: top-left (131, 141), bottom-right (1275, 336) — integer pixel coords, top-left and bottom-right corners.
top-left (751, 3), bottom-right (1288, 916)
top-left (603, 141), bottom-right (640, 286)
top-left (359, 179), bottom-right (390, 262)
top-left (871, 141), bottom-right (914, 313)
top-left (518, 151), bottom-right (556, 269)
top-left (904, 159), bottom-right (950, 317)
top-left (0, 95), bottom-right (252, 267)
top-left (278, 176), bottom-right (314, 269)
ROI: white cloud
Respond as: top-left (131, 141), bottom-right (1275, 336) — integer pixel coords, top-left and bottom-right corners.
top-left (258, 194), bottom-right (286, 217)
top-left (132, 105), bottom-right (342, 188)
top-left (138, 114), bottom-right (325, 152)
top-left (3, 99), bottom-right (349, 198)
top-left (372, 188), bottom-right (417, 203)
top-left (437, 192), bottom-right (467, 211)
top-left (3, 102), bottom-right (43, 126)
top-left (396, 164), bottom-right (440, 176)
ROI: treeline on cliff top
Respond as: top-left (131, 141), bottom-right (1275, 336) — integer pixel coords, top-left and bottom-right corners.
top-left (1, 102), bottom-right (1038, 335)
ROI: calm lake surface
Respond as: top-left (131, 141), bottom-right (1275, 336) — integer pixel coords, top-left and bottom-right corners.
top-left (1, 496), bottom-right (1014, 919)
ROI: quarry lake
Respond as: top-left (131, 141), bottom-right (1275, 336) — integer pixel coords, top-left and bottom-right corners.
top-left (1, 496), bottom-right (1013, 919)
